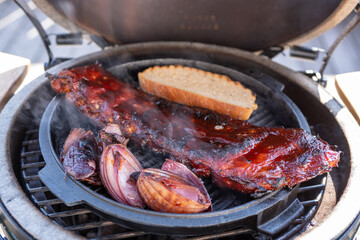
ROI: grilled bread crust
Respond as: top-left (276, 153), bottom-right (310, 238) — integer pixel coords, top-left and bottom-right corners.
top-left (138, 65), bottom-right (258, 120)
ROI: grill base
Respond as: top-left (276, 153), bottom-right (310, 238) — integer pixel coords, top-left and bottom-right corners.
top-left (1, 42), bottom-right (358, 240)
top-left (38, 58), bottom-right (318, 236)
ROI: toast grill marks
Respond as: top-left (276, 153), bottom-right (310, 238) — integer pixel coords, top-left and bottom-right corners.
top-left (50, 64), bottom-right (340, 194)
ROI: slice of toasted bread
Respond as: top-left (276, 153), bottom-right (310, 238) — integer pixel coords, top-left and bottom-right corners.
top-left (138, 65), bottom-right (258, 120)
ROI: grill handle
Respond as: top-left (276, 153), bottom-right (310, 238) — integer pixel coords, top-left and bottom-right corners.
top-left (257, 198), bottom-right (304, 236)
top-left (38, 96), bottom-right (91, 206)
top-left (39, 164), bottom-right (85, 206)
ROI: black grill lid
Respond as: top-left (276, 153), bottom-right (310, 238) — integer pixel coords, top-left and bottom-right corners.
top-left (34, 0), bottom-right (357, 51)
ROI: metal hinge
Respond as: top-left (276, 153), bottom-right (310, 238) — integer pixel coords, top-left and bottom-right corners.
top-left (260, 46), bottom-right (284, 59)
top-left (290, 3), bottom-right (360, 87)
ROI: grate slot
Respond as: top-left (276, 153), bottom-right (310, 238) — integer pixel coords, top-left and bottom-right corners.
top-left (301, 200), bottom-right (320, 207)
top-left (249, 106), bottom-right (278, 127)
top-left (88, 231), bottom-right (147, 240)
top-left (25, 129), bottom-right (39, 134)
top-left (36, 198), bottom-right (64, 206)
top-left (20, 150), bottom-right (42, 157)
top-left (255, 113), bottom-right (276, 126)
top-left (297, 184), bottom-right (326, 193)
top-left (182, 228), bottom-right (253, 240)
top-left (23, 175), bottom-right (40, 181)
top-left (47, 209), bottom-right (92, 218)
top-left (28, 186), bottom-right (50, 193)
top-left (21, 162), bottom-right (46, 169)
top-left (22, 139), bottom-right (40, 146)
top-left (64, 221), bottom-right (114, 231)
top-left (248, 109), bottom-right (270, 123)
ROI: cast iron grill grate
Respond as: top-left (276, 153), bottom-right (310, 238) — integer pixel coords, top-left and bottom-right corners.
top-left (19, 126), bottom-right (326, 240)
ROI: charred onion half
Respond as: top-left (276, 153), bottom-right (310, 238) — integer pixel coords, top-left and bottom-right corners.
top-left (61, 128), bottom-right (101, 185)
top-left (161, 159), bottom-right (212, 211)
top-left (99, 144), bottom-right (145, 208)
top-left (136, 164), bottom-right (211, 214)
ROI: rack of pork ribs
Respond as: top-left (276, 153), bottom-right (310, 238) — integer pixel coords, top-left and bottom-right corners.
top-left (50, 64), bottom-right (340, 196)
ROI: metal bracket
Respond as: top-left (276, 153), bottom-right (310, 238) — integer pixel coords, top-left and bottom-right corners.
top-left (300, 70), bottom-right (327, 87)
top-left (260, 46), bottom-right (284, 59)
top-left (289, 46), bottom-right (327, 86)
top-left (56, 33), bottom-right (83, 45)
top-left (90, 35), bottom-right (115, 49)
top-left (289, 3), bottom-right (360, 87)
top-left (290, 45), bottom-right (325, 61)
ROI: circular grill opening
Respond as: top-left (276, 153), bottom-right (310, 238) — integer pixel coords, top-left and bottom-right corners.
top-left (1, 42), bottom-right (358, 240)
top-left (39, 58), bottom-right (327, 238)
top-left (37, 58), bottom-right (313, 236)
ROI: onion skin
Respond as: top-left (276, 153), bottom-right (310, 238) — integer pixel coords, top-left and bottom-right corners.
top-left (62, 128), bottom-right (91, 156)
top-left (137, 168), bottom-right (211, 213)
top-left (61, 128), bottom-right (101, 185)
top-left (161, 159), bottom-right (212, 211)
top-left (100, 144), bottom-right (144, 208)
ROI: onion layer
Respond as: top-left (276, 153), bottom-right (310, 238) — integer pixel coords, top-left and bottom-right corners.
top-left (137, 168), bottom-right (211, 213)
top-left (100, 144), bottom-right (144, 208)
top-left (161, 159), bottom-right (212, 211)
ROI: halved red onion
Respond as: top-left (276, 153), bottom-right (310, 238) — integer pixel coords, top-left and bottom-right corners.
top-left (100, 144), bottom-right (144, 208)
top-left (62, 128), bottom-right (92, 158)
top-left (61, 128), bottom-right (101, 185)
top-left (161, 159), bottom-right (212, 210)
top-left (136, 168), bottom-right (211, 213)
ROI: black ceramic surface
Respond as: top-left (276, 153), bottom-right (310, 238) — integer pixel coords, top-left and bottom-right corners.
top-left (39, 58), bottom-right (309, 236)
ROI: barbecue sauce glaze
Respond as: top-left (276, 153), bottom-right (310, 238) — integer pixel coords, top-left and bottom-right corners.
top-left (50, 64), bottom-right (340, 194)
